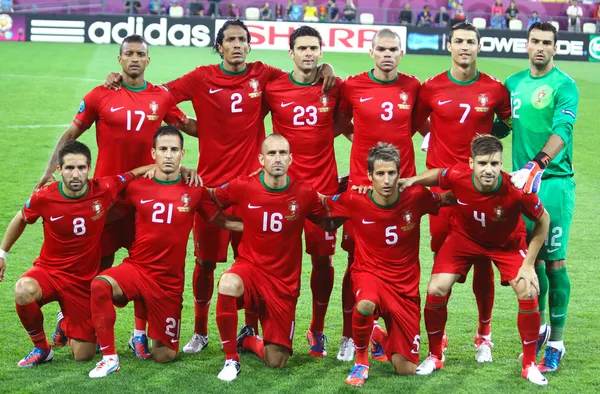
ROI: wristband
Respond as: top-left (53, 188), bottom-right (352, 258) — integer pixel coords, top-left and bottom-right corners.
top-left (533, 152), bottom-right (551, 169)
top-left (0, 248), bottom-right (7, 259)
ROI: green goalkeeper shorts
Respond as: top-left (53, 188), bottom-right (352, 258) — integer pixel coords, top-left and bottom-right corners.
top-left (525, 176), bottom-right (575, 261)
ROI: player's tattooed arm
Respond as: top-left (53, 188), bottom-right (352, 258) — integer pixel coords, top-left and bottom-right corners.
top-left (35, 123), bottom-right (86, 192)
top-left (515, 209), bottom-right (550, 298)
top-left (178, 118), bottom-right (198, 138)
top-left (438, 191), bottom-right (456, 207)
top-left (0, 211), bottom-right (28, 282)
top-left (398, 168), bottom-right (443, 191)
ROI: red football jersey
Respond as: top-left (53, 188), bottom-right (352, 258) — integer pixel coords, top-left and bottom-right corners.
top-left (74, 82), bottom-right (187, 178)
top-left (439, 163), bottom-right (544, 248)
top-left (339, 70), bottom-right (420, 185)
top-left (325, 187), bottom-right (440, 297)
top-left (264, 74), bottom-right (342, 195)
top-left (166, 62), bottom-right (285, 187)
top-left (21, 174), bottom-right (135, 281)
top-left (414, 71), bottom-right (511, 169)
top-left (122, 177), bottom-right (220, 294)
top-left (211, 173), bottom-right (326, 297)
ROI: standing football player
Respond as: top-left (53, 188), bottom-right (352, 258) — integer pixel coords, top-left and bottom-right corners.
top-left (507, 22), bottom-right (578, 372)
top-left (0, 140), bottom-right (153, 367)
top-left (33, 34), bottom-right (197, 360)
top-left (413, 22), bottom-right (512, 362)
top-left (334, 28), bottom-right (421, 361)
top-left (264, 25), bottom-right (347, 358)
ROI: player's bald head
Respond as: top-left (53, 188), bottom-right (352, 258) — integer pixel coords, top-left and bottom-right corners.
top-left (372, 28), bottom-right (401, 49)
top-left (261, 134), bottom-right (290, 154)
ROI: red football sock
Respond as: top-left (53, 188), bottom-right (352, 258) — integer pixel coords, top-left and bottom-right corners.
top-left (91, 279), bottom-right (117, 356)
top-left (341, 254), bottom-right (355, 339)
top-left (353, 308), bottom-right (372, 366)
top-left (16, 301), bottom-right (50, 351)
top-left (371, 324), bottom-right (387, 344)
top-left (473, 259), bottom-right (495, 336)
top-left (216, 293), bottom-right (239, 362)
top-left (193, 261), bottom-right (216, 336)
top-left (309, 255), bottom-right (334, 334)
top-left (133, 301), bottom-right (147, 332)
top-left (244, 310), bottom-right (260, 335)
top-left (424, 293), bottom-right (449, 360)
top-left (242, 335), bottom-right (265, 360)
top-left (518, 298), bottom-right (540, 367)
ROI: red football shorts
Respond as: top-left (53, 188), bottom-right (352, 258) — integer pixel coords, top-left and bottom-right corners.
top-left (22, 266), bottom-right (96, 343)
top-left (101, 212), bottom-right (136, 258)
top-left (433, 231), bottom-right (528, 285)
top-left (429, 186), bottom-right (457, 253)
top-left (352, 270), bottom-right (421, 364)
top-left (225, 261), bottom-right (297, 352)
top-left (341, 221), bottom-right (355, 253)
top-left (103, 264), bottom-right (183, 352)
top-left (193, 206), bottom-right (241, 262)
top-left (304, 220), bottom-right (336, 257)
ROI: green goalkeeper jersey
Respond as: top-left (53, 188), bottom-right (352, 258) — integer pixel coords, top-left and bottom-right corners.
top-left (505, 66), bottom-right (578, 178)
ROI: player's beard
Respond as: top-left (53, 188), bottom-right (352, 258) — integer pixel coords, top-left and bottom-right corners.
top-left (66, 178), bottom-right (85, 192)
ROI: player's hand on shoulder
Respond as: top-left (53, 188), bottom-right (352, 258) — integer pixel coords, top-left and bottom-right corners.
top-left (247, 167), bottom-right (263, 177)
top-left (351, 184), bottom-right (371, 194)
top-left (104, 72), bottom-right (123, 90)
top-left (180, 166), bottom-right (203, 187)
top-left (397, 178), bottom-right (414, 192)
top-left (316, 63), bottom-right (337, 93)
top-left (142, 166), bottom-right (156, 180)
top-left (34, 172), bottom-right (57, 192)
top-left (0, 257), bottom-right (6, 282)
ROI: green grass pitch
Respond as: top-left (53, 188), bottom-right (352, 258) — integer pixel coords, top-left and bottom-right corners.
top-left (0, 42), bottom-right (598, 393)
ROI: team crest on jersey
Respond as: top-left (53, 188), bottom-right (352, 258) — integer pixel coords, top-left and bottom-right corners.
top-left (531, 85), bottom-right (553, 109)
top-left (91, 200), bottom-right (104, 221)
top-left (318, 94), bottom-right (331, 112)
top-left (491, 205), bottom-right (505, 222)
top-left (397, 92), bottom-right (411, 110)
top-left (148, 101), bottom-right (160, 120)
top-left (475, 94), bottom-right (490, 112)
top-left (178, 193), bottom-right (191, 212)
top-left (248, 79), bottom-right (262, 98)
top-left (401, 210), bottom-right (416, 231)
top-left (286, 200), bottom-right (299, 220)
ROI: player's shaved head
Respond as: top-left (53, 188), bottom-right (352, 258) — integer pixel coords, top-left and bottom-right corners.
top-left (59, 140), bottom-right (92, 167)
top-left (367, 142), bottom-right (400, 173)
top-left (120, 34), bottom-right (148, 55)
top-left (372, 28), bottom-right (401, 49)
top-left (260, 134), bottom-right (292, 179)
top-left (153, 125), bottom-right (184, 149)
top-left (471, 135), bottom-right (503, 158)
top-left (261, 134), bottom-right (290, 154)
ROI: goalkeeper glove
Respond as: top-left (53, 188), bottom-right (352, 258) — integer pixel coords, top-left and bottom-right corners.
top-left (510, 152), bottom-right (550, 194)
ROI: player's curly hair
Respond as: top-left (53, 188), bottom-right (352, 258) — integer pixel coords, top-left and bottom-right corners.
top-left (58, 140), bottom-right (92, 167)
top-left (213, 19), bottom-right (252, 59)
top-left (471, 135), bottom-right (503, 157)
top-left (367, 142), bottom-right (401, 173)
top-left (449, 22), bottom-right (481, 43)
top-left (289, 25), bottom-right (323, 50)
top-left (527, 21), bottom-right (558, 45)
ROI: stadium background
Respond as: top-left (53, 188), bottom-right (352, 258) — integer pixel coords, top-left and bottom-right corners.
top-left (0, 6), bottom-right (599, 393)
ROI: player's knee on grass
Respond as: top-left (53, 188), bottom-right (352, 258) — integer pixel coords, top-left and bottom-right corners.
top-left (546, 259), bottom-right (566, 271)
top-left (70, 339), bottom-right (96, 361)
top-left (218, 273), bottom-right (244, 297)
top-left (391, 353), bottom-right (417, 375)
top-left (356, 300), bottom-right (376, 315)
top-left (153, 340), bottom-right (177, 363)
top-left (427, 274), bottom-right (456, 296)
top-left (264, 344), bottom-right (290, 368)
top-left (14, 277), bottom-right (42, 304)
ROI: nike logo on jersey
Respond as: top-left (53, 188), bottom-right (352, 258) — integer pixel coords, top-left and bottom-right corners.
top-left (171, 339), bottom-right (179, 343)
top-left (437, 100), bottom-right (452, 105)
top-left (359, 97), bottom-right (373, 102)
top-left (457, 199), bottom-right (468, 206)
top-left (110, 106), bottom-right (124, 112)
top-left (280, 102), bottom-right (294, 107)
top-left (209, 88), bottom-right (223, 94)
top-left (140, 199), bottom-right (154, 204)
top-left (362, 219), bottom-right (375, 224)
top-left (547, 248), bottom-right (559, 253)
top-left (248, 204), bottom-right (262, 209)
top-left (523, 339), bottom-right (536, 345)
top-left (50, 216), bottom-right (64, 221)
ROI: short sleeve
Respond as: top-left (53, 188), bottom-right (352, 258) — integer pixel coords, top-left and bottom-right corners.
top-left (166, 68), bottom-right (204, 104)
top-left (210, 178), bottom-right (241, 209)
top-left (338, 81), bottom-right (352, 117)
top-left (412, 81), bottom-right (432, 132)
top-left (417, 186), bottom-right (441, 216)
top-left (495, 83), bottom-right (512, 120)
top-left (22, 191), bottom-right (44, 224)
top-left (261, 62), bottom-right (286, 82)
top-left (73, 89), bottom-right (101, 130)
top-left (164, 102), bottom-right (188, 129)
top-left (521, 192), bottom-right (544, 222)
top-left (306, 187), bottom-right (327, 223)
top-left (552, 80), bottom-right (578, 145)
top-left (197, 188), bottom-right (222, 223)
top-left (323, 192), bottom-right (351, 218)
top-left (98, 173), bottom-right (136, 201)
top-left (438, 167), bottom-right (455, 191)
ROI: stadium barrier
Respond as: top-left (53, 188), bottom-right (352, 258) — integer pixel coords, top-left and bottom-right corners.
top-left (1, 13), bottom-right (598, 62)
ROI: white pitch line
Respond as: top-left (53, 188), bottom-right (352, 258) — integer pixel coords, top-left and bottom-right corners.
top-left (1, 124), bottom-right (70, 129)
top-left (0, 74), bottom-right (103, 83)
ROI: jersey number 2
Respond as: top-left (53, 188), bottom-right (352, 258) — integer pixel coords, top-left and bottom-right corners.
top-left (152, 203), bottom-right (173, 224)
